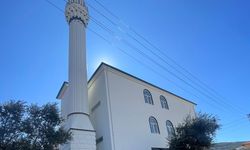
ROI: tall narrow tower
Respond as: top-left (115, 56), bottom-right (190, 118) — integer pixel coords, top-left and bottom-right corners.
top-left (60, 0), bottom-right (96, 149)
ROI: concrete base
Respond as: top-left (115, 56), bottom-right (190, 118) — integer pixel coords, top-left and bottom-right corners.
top-left (60, 130), bottom-right (96, 150)
top-left (60, 114), bottom-right (96, 150)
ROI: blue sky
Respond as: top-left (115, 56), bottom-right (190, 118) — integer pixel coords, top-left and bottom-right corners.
top-left (0, 0), bottom-right (249, 142)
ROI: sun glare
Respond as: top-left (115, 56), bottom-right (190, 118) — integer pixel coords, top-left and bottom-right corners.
top-left (87, 56), bottom-right (116, 75)
top-left (96, 56), bottom-right (115, 67)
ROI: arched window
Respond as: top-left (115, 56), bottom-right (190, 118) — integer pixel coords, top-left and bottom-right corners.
top-left (166, 120), bottom-right (175, 138)
top-left (143, 89), bottom-right (154, 105)
top-left (149, 117), bottom-right (160, 134)
top-left (160, 95), bottom-right (169, 109)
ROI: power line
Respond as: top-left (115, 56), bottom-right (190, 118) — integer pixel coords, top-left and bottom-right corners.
top-left (87, 3), bottom-right (118, 27)
top-left (90, 17), bottom-right (115, 35)
top-left (88, 19), bottom-right (240, 113)
top-left (88, 21), bottom-right (249, 120)
top-left (44, 0), bottom-right (247, 116)
top-left (88, 0), bottom-right (120, 20)
top-left (125, 31), bottom-right (244, 112)
top-left (45, 0), bottom-right (64, 13)
top-left (223, 117), bottom-right (247, 127)
top-left (86, 0), bottom-right (247, 114)
top-left (44, 0), bottom-right (221, 110)
top-left (87, 27), bottom-right (205, 102)
top-left (223, 119), bottom-right (250, 130)
top-left (88, 16), bottom-right (244, 114)
top-left (86, 0), bottom-right (247, 115)
top-left (42, 0), bottom-right (250, 140)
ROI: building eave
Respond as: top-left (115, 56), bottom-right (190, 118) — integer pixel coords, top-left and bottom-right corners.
top-left (56, 81), bottom-right (69, 100)
top-left (58, 62), bottom-right (197, 105)
top-left (89, 62), bottom-right (197, 106)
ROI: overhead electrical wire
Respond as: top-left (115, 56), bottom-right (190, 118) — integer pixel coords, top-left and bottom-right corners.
top-left (223, 119), bottom-right (250, 130)
top-left (223, 117), bottom-right (247, 127)
top-left (44, 0), bottom-right (224, 112)
top-left (87, 27), bottom-right (246, 116)
top-left (86, 0), bottom-right (247, 115)
top-left (45, 0), bottom-right (64, 12)
top-left (44, 0), bottom-right (248, 117)
top-left (87, 27), bottom-right (204, 101)
top-left (88, 15), bottom-right (245, 114)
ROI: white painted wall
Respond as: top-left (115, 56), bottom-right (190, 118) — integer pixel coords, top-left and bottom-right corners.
top-left (87, 64), bottom-right (196, 150)
top-left (88, 68), bottom-right (114, 150)
top-left (107, 67), bottom-right (195, 150)
top-left (60, 63), bottom-right (196, 150)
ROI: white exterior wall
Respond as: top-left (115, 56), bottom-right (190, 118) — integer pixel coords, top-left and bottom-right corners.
top-left (91, 64), bottom-right (196, 150)
top-left (65, 130), bottom-right (96, 150)
top-left (88, 68), bottom-right (114, 150)
top-left (59, 63), bottom-right (196, 150)
top-left (60, 63), bottom-right (196, 150)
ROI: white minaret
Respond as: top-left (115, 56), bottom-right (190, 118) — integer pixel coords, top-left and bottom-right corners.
top-left (60, 0), bottom-right (96, 149)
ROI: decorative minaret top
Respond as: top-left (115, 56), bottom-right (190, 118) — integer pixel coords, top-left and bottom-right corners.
top-left (65, 0), bottom-right (89, 26)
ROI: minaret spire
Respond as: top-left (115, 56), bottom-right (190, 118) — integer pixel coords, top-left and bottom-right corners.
top-left (60, 0), bottom-right (96, 149)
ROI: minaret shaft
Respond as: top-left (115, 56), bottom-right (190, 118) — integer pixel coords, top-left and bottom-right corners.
top-left (60, 1), bottom-right (96, 150)
top-left (68, 20), bottom-right (88, 114)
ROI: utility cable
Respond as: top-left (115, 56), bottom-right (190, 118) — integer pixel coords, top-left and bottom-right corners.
top-left (87, 0), bottom-right (247, 115)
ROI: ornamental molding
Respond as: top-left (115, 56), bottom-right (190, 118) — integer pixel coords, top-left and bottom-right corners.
top-left (65, 2), bottom-right (89, 26)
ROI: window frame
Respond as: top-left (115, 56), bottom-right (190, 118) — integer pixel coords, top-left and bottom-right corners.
top-left (160, 95), bottom-right (169, 110)
top-left (166, 120), bottom-right (175, 138)
top-left (149, 116), bottom-right (160, 134)
top-left (143, 89), bottom-right (154, 105)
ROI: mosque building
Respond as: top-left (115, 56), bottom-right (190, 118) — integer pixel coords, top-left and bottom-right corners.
top-left (57, 0), bottom-right (196, 150)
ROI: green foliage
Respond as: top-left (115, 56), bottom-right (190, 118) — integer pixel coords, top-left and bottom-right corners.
top-left (0, 100), bottom-right (71, 150)
top-left (169, 113), bottom-right (220, 150)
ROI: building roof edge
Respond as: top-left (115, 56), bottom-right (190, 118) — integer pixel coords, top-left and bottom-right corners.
top-left (89, 62), bottom-right (197, 105)
top-left (56, 81), bottom-right (69, 100)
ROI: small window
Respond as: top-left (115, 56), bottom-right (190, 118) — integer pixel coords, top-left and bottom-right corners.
top-left (143, 89), bottom-right (154, 105)
top-left (160, 95), bottom-right (169, 109)
top-left (149, 116), bottom-right (160, 134)
top-left (166, 120), bottom-right (175, 138)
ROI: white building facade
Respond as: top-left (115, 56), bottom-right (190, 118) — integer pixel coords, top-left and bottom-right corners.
top-left (58, 63), bottom-right (196, 150)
